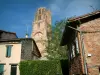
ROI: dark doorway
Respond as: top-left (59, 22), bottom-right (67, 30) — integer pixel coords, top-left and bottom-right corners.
top-left (10, 65), bottom-right (17, 75)
top-left (60, 59), bottom-right (69, 75)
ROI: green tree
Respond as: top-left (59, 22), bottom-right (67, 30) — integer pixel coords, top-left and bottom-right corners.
top-left (45, 19), bottom-right (68, 60)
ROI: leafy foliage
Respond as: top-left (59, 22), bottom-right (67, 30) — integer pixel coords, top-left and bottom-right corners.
top-left (19, 60), bottom-right (63, 75)
top-left (45, 19), bottom-right (68, 60)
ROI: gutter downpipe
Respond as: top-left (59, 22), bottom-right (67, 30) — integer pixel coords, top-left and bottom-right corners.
top-left (80, 31), bottom-right (88, 75)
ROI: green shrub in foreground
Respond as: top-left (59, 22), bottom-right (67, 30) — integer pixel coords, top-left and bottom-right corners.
top-left (19, 60), bottom-right (63, 75)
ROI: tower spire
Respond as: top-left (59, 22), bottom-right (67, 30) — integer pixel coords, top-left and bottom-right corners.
top-left (31, 7), bottom-right (51, 58)
top-left (25, 24), bottom-right (29, 38)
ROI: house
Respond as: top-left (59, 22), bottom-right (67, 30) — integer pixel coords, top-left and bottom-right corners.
top-left (60, 10), bottom-right (100, 75)
top-left (0, 30), bottom-right (41, 75)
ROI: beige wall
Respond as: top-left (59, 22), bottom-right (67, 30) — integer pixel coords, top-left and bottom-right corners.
top-left (0, 43), bottom-right (21, 75)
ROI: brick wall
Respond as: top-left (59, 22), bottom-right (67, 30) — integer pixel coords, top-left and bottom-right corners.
top-left (79, 18), bottom-right (100, 75)
top-left (69, 17), bottom-right (100, 75)
top-left (68, 30), bottom-right (85, 75)
top-left (69, 54), bottom-right (83, 75)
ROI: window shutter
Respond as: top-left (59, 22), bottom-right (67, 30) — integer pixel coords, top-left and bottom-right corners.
top-left (8, 46), bottom-right (12, 57)
top-left (0, 64), bottom-right (4, 74)
top-left (6, 45), bottom-right (12, 57)
top-left (6, 46), bottom-right (9, 57)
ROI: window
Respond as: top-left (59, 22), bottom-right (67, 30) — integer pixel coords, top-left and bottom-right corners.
top-left (39, 9), bottom-right (41, 14)
top-left (10, 65), bottom-right (17, 75)
top-left (6, 45), bottom-right (12, 57)
top-left (38, 23), bottom-right (40, 28)
top-left (75, 37), bottom-right (79, 54)
top-left (38, 15), bottom-right (41, 20)
top-left (0, 64), bottom-right (4, 75)
top-left (72, 44), bottom-right (75, 58)
top-left (42, 9), bottom-right (44, 13)
top-left (70, 43), bottom-right (75, 59)
top-left (71, 37), bottom-right (79, 59)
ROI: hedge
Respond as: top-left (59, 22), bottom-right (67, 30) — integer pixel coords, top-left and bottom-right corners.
top-left (19, 60), bottom-right (63, 75)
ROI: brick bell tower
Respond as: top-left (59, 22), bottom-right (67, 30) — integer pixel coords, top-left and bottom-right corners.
top-left (31, 7), bottom-right (51, 58)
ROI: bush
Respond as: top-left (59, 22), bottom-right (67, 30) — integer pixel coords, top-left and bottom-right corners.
top-left (19, 60), bottom-right (63, 75)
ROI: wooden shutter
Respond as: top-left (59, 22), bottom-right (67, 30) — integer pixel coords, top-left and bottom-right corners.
top-left (0, 64), bottom-right (4, 74)
top-left (6, 45), bottom-right (12, 57)
top-left (8, 46), bottom-right (12, 57)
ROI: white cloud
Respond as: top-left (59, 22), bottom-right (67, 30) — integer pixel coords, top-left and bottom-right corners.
top-left (49, 0), bottom-right (69, 18)
top-left (50, 4), bottom-right (61, 15)
top-left (49, 0), bottom-right (100, 19)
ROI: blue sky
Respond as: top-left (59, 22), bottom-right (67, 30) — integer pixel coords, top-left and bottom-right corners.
top-left (0, 0), bottom-right (100, 38)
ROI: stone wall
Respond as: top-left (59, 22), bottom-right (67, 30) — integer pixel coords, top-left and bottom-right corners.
top-left (21, 39), bottom-right (41, 60)
top-left (21, 39), bottom-right (33, 60)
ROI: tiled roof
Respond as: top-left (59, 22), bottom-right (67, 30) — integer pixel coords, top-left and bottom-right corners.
top-left (0, 30), bottom-right (16, 34)
top-left (68, 10), bottom-right (100, 22)
top-left (60, 10), bottom-right (100, 46)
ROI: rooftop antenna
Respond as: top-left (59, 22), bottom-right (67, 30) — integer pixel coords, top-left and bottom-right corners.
top-left (90, 5), bottom-right (96, 11)
top-left (25, 24), bottom-right (29, 38)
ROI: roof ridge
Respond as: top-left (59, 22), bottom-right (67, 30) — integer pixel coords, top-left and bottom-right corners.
top-left (68, 10), bottom-right (100, 22)
top-left (0, 30), bottom-right (16, 34)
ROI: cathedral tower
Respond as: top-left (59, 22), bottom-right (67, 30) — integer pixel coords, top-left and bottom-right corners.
top-left (31, 7), bottom-right (51, 58)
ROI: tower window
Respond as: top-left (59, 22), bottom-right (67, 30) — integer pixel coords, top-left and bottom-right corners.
top-left (42, 9), bottom-right (45, 13)
top-left (38, 15), bottom-right (41, 20)
top-left (38, 23), bottom-right (40, 28)
top-left (39, 9), bottom-right (41, 14)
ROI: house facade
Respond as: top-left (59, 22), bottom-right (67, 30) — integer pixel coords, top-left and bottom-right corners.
top-left (0, 31), bottom-right (41, 75)
top-left (0, 42), bottom-right (21, 75)
top-left (61, 10), bottom-right (100, 75)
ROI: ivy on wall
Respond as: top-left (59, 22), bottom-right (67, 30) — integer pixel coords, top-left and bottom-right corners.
top-left (19, 60), bottom-right (63, 75)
